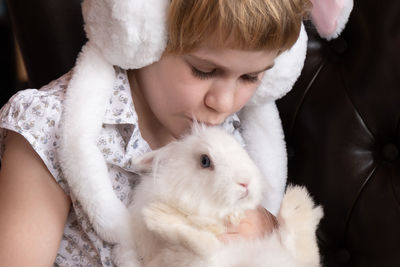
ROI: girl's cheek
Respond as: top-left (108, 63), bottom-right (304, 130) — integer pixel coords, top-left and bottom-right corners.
top-left (237, 86), bottom-right (258, 107)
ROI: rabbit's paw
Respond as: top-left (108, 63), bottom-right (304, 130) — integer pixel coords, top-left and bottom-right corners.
top-left (112, 243), bottom-right (141, 267)
top-left (278, 185), bottom-right (323, 266)
top-left (179, 227), bottom-right (221, 256)
top-left (143, 202), bottom-right (221, 256)
top-left (279, 185), bottom-right (323, 231)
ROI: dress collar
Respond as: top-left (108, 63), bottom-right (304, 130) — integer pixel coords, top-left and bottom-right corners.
top-left (102, 67), bottom-right (137, 125)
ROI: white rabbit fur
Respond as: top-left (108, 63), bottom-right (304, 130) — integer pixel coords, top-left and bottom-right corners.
top-left (112, 126), bottom-right (323, 267)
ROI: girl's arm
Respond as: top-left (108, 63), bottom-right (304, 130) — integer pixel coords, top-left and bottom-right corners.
top-left (0, 131), bottom-right (71, 266)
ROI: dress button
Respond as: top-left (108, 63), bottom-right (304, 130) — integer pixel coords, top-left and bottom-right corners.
top-left (232, 120), bottom-right (241, 129)
top-left (335, 248), bottom-right (351, 265)
top-left (382, 143), bottom-right (399, 162)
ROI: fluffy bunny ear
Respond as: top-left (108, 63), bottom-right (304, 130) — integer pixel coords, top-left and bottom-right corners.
top-left (241, 0), bottom-right (353, 213)
top-left (82, 0), bottom-right (169, 69)
top-left (247, 1), bottom-right (354, 104)
top-left (241, 23), bottom-right (308, 215)
top-left (58, 0), bottom-right (169, 243)
top-left (248, 23), bottom-right (308, 105)
top-left (310, 0), bottom-right (354, 40)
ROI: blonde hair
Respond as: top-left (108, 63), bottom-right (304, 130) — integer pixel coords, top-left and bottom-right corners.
top-left (165, 0), bottom-right (311, 54)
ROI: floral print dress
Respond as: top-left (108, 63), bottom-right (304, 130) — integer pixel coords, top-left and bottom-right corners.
top-left (0, 67), bottom-right (243, 266)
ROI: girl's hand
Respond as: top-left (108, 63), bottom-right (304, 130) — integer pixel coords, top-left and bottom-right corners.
top-left (218, 206), bottom-right (278, 244)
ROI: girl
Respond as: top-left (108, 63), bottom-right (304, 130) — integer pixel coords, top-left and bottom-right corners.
top-left (0, 0), bottom-right (310, 266)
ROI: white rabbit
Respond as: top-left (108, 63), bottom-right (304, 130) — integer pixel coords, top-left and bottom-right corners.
top-left (112, 125), bottom-right (323, 267)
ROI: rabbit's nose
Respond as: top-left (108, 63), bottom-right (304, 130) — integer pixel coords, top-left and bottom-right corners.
top-left (239, 183), bottom-right (248, 188)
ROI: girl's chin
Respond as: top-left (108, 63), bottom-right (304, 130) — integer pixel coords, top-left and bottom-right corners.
top-left (175, 127), bottom-right (192, 139)
top-left (166, 117), bottom-right (196, 139)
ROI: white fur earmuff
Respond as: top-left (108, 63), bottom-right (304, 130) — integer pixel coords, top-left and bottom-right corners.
top-left (82, 0), bottom-right (170, 69)
top-left (58, 0), bottom-right (353, 250)
top-left (59, 0), bottom-right (170, 246)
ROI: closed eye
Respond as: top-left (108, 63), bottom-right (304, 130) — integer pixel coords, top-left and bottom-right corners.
top-left (240, 74), bottom-right (260, 83)
top-left (191, 66), bottom-right (260, 84)
top-left (191, 66), bottom-right (217, 79)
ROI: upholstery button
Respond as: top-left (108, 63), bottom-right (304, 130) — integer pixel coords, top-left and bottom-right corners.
top-left (382, 143), bottom-right (399, 162)
top-left (287, 146), bottom-right (295, 159)
top-left (335, 248), bottom-right (351, 265)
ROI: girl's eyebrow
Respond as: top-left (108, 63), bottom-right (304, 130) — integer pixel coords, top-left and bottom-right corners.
top-left (186, 54), bottom-right (275, 75)
top-left (248, 64), bottom-right (275, 75)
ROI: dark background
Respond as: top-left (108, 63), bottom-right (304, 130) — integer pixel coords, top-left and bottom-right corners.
top-left (0, 0), bottom-right (22, 108)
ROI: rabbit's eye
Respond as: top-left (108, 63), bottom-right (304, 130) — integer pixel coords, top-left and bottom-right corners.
top-left (200, 154), bottom-right (212, 168)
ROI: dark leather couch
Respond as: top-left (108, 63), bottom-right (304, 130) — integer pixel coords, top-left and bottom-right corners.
top-left (277, 1), bottom-right (400, 266)
top-left (6, 0), bottom-right (400, 266)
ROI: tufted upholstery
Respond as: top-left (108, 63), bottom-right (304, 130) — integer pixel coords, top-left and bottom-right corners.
top-left (277, 0), bottom-right (400, 266)
top-left (6, 0), bottom-right (86, 89)
top-left (6, 0), bottom-right (400, 266)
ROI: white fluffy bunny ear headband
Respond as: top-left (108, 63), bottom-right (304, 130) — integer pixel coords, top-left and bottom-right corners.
top-left (59, 0), bottom-right (353, 243)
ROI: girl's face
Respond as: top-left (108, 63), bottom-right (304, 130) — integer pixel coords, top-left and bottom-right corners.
top-left (130, 41), bottom-right (279, 148)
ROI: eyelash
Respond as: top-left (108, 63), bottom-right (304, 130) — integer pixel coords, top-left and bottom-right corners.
top-left (190, 66), bottom-right (260, 83)
top-left (191, 66), bottom-right (216, 80)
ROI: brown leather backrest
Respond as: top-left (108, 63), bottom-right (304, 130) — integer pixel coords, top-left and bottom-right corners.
top-left (6, 0), bottom-right (86, 89)
top-left (277, 0), bottom-right (400, 266)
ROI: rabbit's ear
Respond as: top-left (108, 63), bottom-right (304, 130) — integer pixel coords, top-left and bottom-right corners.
top-left (132, 150), bottom-right (159, 175)
top-left (132, 143), bottom-right (175, 175)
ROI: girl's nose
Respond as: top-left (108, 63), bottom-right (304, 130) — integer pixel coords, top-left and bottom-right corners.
top-left (204, 80), bottom-right (236, 113)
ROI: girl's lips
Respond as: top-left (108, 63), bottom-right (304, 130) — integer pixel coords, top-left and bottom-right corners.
top-left (203, 122), bottom-right (219, 127)
top-left (189, 118), bottom-right (220, 127)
